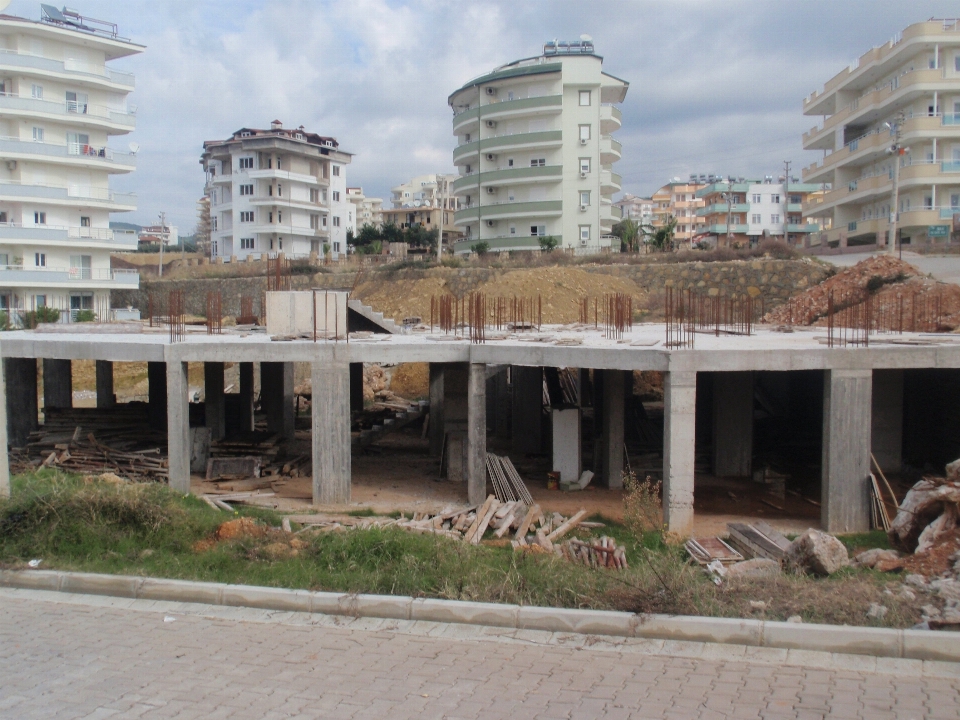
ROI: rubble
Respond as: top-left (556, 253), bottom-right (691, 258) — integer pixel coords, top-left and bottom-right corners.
top-left (889, 473), bottom-right (960, 553)
top-left (866, 603), bottom-right (888, 620)
top-left (725, 558), bottom-right (781, 580)
top-left (785, 529), bottom-right (849, 576)
top-left (853, 548), bottom-right (900, 569)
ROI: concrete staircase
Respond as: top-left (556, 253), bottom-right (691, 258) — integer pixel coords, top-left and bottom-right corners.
top-left (354, 400), bottom-right (428, 447)
top-left (347, 298), bottom-right (401, 334)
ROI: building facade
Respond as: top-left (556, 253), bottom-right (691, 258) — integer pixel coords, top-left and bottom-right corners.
top-left (201, 121), bottom-right (353, 261)
top-left (0, 6), bottom-right (142, 323)
top-left (614, 193), bottom-right (653, 225)
top-left (381, 173), bottom-right (460, 246)
top-left (651, 179), bottom-right (707, 247)
top-left (802, 19), bottom-right (960, 249)
top-left (696, 179), bottom-right (822, 247)
top-left (346, 187), bottom-right (383, 230)
top-left (448, 39), bottom-right (628, 254)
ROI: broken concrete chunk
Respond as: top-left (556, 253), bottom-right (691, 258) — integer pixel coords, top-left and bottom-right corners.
top-left (853, 548), bottom-right (899, 569)
top-left (785, 529), bottom-right (849, 576)
top-left (786, 615), bottom-right (803, 623)
top-left (866, 603), bottom-right (888, 620)
top-left (749, 600), bottom-right (767, 611)
top-left (904, 573), bottom-right (928, 588)
top-left (725, 558), bottom-right (781, 580)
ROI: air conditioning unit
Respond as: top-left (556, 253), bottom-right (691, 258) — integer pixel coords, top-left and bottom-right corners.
top-left (579, 205), bottom-right (587, 212)
top-left (485, 87), bottom-right (497, 96)
top-left (485, 153), bottom-right (496, 161)
top-left (579, 171), bottom-right (587, 179)
top-left (486, 219), bottom-right (497, 228)
top-left (580, 138), bottom-right (588, 145)
top-left (485, 120), bottom-right (497, 129)
top-left (580, 239), bottom-right (588, 247)
top-left (486, 186), bottom-right (497, 195)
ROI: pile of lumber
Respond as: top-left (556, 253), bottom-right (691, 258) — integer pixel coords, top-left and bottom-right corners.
top-left (38, 433), bottom-right (167, 481)
top-left (726, 521), bottom-right (791, 561)
top-left (485, 453), bottom-right (534, 505)
top-left (560, 537), bottom-right (629, 569)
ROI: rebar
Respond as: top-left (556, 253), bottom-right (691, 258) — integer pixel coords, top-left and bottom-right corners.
top-left (665, 286), bottom-right (695, 348)
top-left (168, 289), bottom-right (185, 343)
top-left (205, 291), bottom-right (222, 335)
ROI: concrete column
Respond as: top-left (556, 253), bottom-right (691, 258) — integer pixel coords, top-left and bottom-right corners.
top-left (261, 362), bottom-right (295, 440)
top-left (95, 360), bottom-right (115, 409)
top-left (664, 371), bottom-right (697, 537)
top-left (493, 367), bottom-right (511, 438)
top-left (467, 362), bottom-right (487, 506)
top-left (443, 364), bottom-right (468, 482)
top-left (712, 371), bottom-right (754, 478)
top-left (204, 362), bottom-right (225, 441)
top-left (349, 362), bottom-right (364, 414)
top-left (166, 361), bottom-right (191, 494)
top-left (552, 408), bottom-right (581, 483)
top-left (0, 357), bottom-right (10, 497)
top-left (601, 369), bottom-right (626, 489)
top-left (311, 362), bottom-right (351, 504)
top-left (822, 369), bottom-right (872, 533)
top-left (871, 369), bottom-right (903, 475)
top-left (511, 365), bottom-right (542, 455)
top-left (147, 361), bottom-right (167, 431)
top-left (4, 358), bottom-right (38, 447)
top-left (42, 358), bottom-right (72, 410)
top-left (428, 363), bottom-right (445, 456)
top-left (239, 362), bottom-right (254, 434)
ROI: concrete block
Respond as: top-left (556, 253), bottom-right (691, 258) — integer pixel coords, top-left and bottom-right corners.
top-left (221, 584), bottom-right (312, 613)
top-left (336, 593), bottom-right (412, 620)
top-left (60, 571), bottom-right (141, 598)
top-left (634, 615), bottom-right (761, 646)
top-left (411, 598), bottom-right (518, 628)
top-left (901, 629), bottom-right (960, 662)
top-left (517, 606), bottom-right (638, 637)
top-left (137, 577), bottom-right (224, 605)
top-left (763, 620), bottom-right (900, 657)
top-left (0, 569), bottom-right (61, 591)
top-left (551, 408), bottom-right (581, 483)
top-left (310, 591), bottom-right (348, 615)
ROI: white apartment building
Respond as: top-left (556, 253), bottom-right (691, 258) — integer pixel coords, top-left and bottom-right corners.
top-left (614, 193), bottom-right (653, 225)
top-left (382, 173), bottom-right (460, 245)
top-left (346, 187), bottom-right (383, 229)
top-left (0, 5), bottom-right (141, 322)
top-left (201, 121), bottom-right (353, 261)
top-left (448, 38), bottom-right (628, 254)
top-left (802, 19), bottom-right (960, 248)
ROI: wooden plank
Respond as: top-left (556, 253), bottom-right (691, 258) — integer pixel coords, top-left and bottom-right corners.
top-left (464, 495), bottom-right (496, 543)
top-left (547, 509), bottom-right (588, 542)
top-left (469, 499), bottom-right (500, 545)
top-left (514, 504), bottom-right (541, 542)
top-left (726, 522), bottom-right (786, 561)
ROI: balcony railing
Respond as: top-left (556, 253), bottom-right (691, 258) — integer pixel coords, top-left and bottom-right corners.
top-left (0, 223), bottom-right (134, 245)
top-left (0, 265), bottom-right (139, 284)
top-left (0, 136), bottom-right (136, 168)
top-left (0, 49), bottom-right (135, 87)
top-left (0, 181), bottom-right (136, 205)
top-left (0, 93), bottom-right (136, 127)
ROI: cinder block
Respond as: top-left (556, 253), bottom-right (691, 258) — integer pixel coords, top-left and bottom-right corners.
top-left (60, 572), bottom-right (141, 598)
top-left (763, 621), bottom-right (899, 657)
top-left (411, 598), bottom-right (518, 628)
top-left (138, 577), bottom-right (223, 605)
top-left (634, 615), bottom-right (762, 646)
top-left (336, 593), bottom-right (412, 620)
top-left (517, 606), bottom-right (638, 637)
top-left (0, 569), bottom-right (61, 591)
top-left (901, 629), bottom-right (960, 662)
top-left (221, 584), bottom-right (311, 613)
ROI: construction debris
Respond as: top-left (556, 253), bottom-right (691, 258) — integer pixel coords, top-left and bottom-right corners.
top-left (889, 468), bottom-right (960, 554)
top-left (785, 529), bottom-right (849, 576)
top-left (559, 536), bottom-right (628, 569)
top-left (685, 537), bottom-right (744, 565)
top-left (726, 521), bottom-right (791, 561)
top-left (485, 454), bottom-right (535, 505)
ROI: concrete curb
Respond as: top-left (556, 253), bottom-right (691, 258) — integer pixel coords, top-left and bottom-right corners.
top-left (2, 569), bottom-right (957, 663)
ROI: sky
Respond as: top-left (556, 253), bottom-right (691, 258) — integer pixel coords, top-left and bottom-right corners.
top-left (9, 0), bottom-right (960, 231)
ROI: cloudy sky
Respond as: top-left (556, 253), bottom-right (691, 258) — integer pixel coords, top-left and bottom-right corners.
top-left (9, 0), bottom-right (960, 230)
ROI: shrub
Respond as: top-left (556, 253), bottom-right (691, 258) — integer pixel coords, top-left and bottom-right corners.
top-left (23, 306), bottom-right (61, 328)
top-left (622, 471), bottom-right (663, 542)
top-left (471, 241), bottom-right (490, 256)
top-left (0, 311), bottom-right (8, 330)
top-left (74, 309), bottom-right (96, 323)
top-left (538, 235), bottom-right (559, 252)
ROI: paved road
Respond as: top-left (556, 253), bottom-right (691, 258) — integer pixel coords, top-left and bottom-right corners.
top-left (819, 251), bottom-right (960, 285)
top-left (1, 588), bottom-right (959, 720)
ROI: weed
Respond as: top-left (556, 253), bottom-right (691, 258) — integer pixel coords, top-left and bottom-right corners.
top-left (622, 471), bottom-right (663, 542)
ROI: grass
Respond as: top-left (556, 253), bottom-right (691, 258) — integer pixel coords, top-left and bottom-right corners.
top-left (0, 471), bottom-right (928, 628)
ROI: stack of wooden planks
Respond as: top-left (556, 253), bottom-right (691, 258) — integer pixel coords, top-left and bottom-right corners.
top-left (561, 536), bottom-right (629, 569)
top-left (485, 454), bottom-right (535, 505)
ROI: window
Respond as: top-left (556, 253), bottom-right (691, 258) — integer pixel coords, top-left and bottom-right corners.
top-left (580, 158), bottom-right (591, 173)
top-left (332, 165), bottom-right (340, 177)
top-left (771, 194), bottom-right (781, 204)
top-left (310, 214), bottom-right (320, 229)
top-left (80, 216), bottom-right (90, 227)
top-left (332, 191), bottom-right (341, 202)
top-left (268, 185), bottom-right (273, 197)
top-left (579, 191), bottom-right (591, 206)
top-left (952, 193), bottom-right (960, 208)
top-left (0, 212), bottom-right (6, 224)
top-left (530, 225), bottom-right (546, 236)
top-left (333, 216), bottom-right (341, 227)
top-left (277, 183), bottom-right (282, 197)
top-left (751, 214), bottom-right (761, 224)
top-left (310, 188), bottom-right (320, 203)
top-left (276, 157), bottom-right (282, 170)
top-left (507, 158), bottom-right (514, 167)
top-left (32, 126), bottom-right (44, 142)
top-left (35, 252), bottom-right (46, 266)
top-left (322, 216), bottom-right (327, 227)
top-left (464, 164), bottom-right (472, 174)
top-left (35, 295), bottom-right (46, 308)
top-left (751, 193), bottom-right (761, 203)
top-left (211, 217), bottom-right (217, 231)
top-left (579, 225), bottom-right (591, 242)
top-left (239, 157), bottom-right (254, 170)
top-left (239, 184), bottom-right (253, 196)
top-left (65, 91), bottom-right (88, 114)
top-left (31, 84), bottom-right (43, 99)
top-left (278, 210), bottom-right (282, 223)
top-left (240, 238), bottom-right (254, 250)
top-left (578, 124), bottom-right (591, 142)
top-left (509, 225), bottom-right (516, 235)
top-left (530, 158), bottom-right (546, 167)
top-left (579, 90), bottom-right (591, 106)
top-left (924, 195), bottom-right (933, 209)
top-left (66, 131), bottom-right (89, 154)
top-left (239, 211), bottom-right (254, 222)
top-left (771, 214), bottom-right (781, 223)
top-left (34, 212), bottom-right (46, 224)
top-left (333, 242), bottom-right (341, 252)
top-left (956, 55), bottom-right (960, 72)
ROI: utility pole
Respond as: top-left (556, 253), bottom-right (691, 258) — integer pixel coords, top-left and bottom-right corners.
top-left (158, 211), bottom-right (165, 278)
top-left (887, 112), bottom-right (905, 257)
top-left (436, 173), bottom-right (444, 262)
top-left (782, 160), bottom-right (791, 245)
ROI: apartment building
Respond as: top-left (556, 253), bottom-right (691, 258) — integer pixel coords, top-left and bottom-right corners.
top-left (346, 187), bottom-right (383, 229)
top-left (0, 5), bottom-right (141, 322)
top-left (448, 38), bottom-right (628, 254)
top-left (651, 178), bottom-right (707, 246)
top-left (696, 178), bottom-right (822, 247)
top-left (802, 19), bottom-right (960, 248)
top-left (201, 120), bottom-right (353, 261)
top-left (614, 193), bottom-right (653, 225)
top-left (381, 173), bottom-right (460, 246)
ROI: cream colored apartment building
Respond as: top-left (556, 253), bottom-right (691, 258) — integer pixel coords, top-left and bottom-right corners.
top-left (381, 173), bottom-right (460, 246)
top-left (0, 5), bottom-right (141, 322)
top-left (347, 187), bottom-right (383, 229)
top-left (448, 39), bottom-right (628, 254)
top-left (651, 179), bottom-right (707, 247)
top-left (802, 19), bottom-right (960, 248)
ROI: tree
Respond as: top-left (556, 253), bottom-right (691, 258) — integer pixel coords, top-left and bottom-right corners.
top-left (645, 216), bottom-right (677, 253)
top-left (195, 196), bottom-right (211, 257)
top-left (380, 222), bottom-right (403, 245)
top-left (471, 241), bottom-right (490, 256)
top-left (612, 218), bottom-right (640, 253)
top-left (404, 223), bottom-right (438, 251)
top-left (538, 235), bottom-right (559, 252)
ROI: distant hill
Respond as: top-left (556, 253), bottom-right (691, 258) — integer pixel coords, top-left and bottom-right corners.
top-left (110, 221), bottom-right (143, 233)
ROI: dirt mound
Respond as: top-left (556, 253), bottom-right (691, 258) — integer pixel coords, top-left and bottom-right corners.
top-left (389, 362), bottom-right (429, 400)
top-left (215, 517), bottom-right (266, 541)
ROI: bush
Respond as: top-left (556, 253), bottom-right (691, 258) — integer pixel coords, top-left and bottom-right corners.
top-left (622, 471), bottom-right (663, 542)
top-left (23, 306), bottom-right (61, 328)
top-left (471, 241), bottom-right (490, 256)
top-left (538, 235), bottom-right (559, 252)
top-left (74, 309), bottom-right (96, 323)
top-left (0, 311), bottom-right (8, 330)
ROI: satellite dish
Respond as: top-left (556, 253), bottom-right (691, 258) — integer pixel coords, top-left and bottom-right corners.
top-left (128, 142), bottom-right (140, 154)
top-left (580, 34), bottom-right (592, 42)
top-left (414, 200), bottom-right (421, 207)
top-left (0, 0), bottom-right (12, 12)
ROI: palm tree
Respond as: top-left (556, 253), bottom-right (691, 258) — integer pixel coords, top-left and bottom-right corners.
top-left (612, 218), bottom-right (641, 252)
top-left (645, 216), bottom-right (677, 253)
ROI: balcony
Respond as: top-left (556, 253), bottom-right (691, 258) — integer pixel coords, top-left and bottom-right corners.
top-left (787, 223), bottom-right (821, 233)
top-left (600, 105), bottom-right (622, 133)
top-left (452, 235), bottom-right (548, 254)
top-left (453, 130), bottom-right (562, 164)
top-left (452, 95), bottom-right (563, 132)
top-left (0, 265), bottom-right (139, 288)
top-left (246, 224), bottom-right (327, 237)
top-left (454, 200), bottom-right (562, 224)
top-left (0, 223), bottom-right (137, 248)
top-left (0, 93), bottom-right (136, 129)
top-left (246, 168), bottom-right (325, 185)
top-left (600, 136), bottom-right (622, 163)
top-left (704, 223), bottom-right (749, 234)
top-left (452, 164), bottom-right (562, 193)
top-left (248, 196), bottom-right (328, 212)
top-left (0, 137), bottom-right (136, 170)
top-left (0, 181), bottom-right (136, 209)
top-left (0, 49), bottom-right (135, 89)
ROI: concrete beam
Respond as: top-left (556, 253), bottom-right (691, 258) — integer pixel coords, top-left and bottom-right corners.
top-left (712, 371), bottom-right (754, 478)
top-left (0, 358), bottom-right (9, 497)
top-left (262, 362), bottom-right (295, 440)
top-left (95, 360), bottom-right (115, 409)
top-left (204, 362), bottom-right (225, 441)
top-left (467, 362), bottom-right (487, 506)
top-left (166, 361), bottom-right (191, 494)
top-left (871, 369), bottom-right (903, 475)
top-left (601, 369), bottom-right (626, 489)
top-left (664, 371), bottom-right (697, 537)
top-left (511, 366), bottom-right (542, 455)
top-left (822, 369), bottom-right (872, 533)
top-left (239, 362), bottom-right (254, 434)
top-left (42, 358), bottom-right (72, 410)
top-left (349, 362), bottom-right (364, 414)
top-left (428, 363), bottom-right (445, 456)
top-left (311, 362), bottom-right (351, 504)
top-left (147, 362), bottom-right (167, 431)
top-left (4, 358), bottom-right (37, 447)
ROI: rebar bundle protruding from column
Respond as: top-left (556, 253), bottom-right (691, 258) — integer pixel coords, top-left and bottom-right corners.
top-left (826, 289), bottom-right (870, 348)
top-left (205, 291), bottom-right (222, 335)
top-left (665, 286), bottom-right (695, 348)
top-left (601, 293), bottom-right (632, 340)
top-left (468, 292), bottom-right (486, 344)
top-left (168, 290), bottom-right (186, 343)
top-left (266, 255), bottom-right (291, 292)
